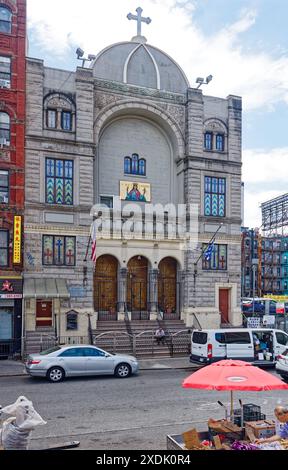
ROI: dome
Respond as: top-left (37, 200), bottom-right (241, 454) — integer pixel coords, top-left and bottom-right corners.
top-left (91, 41), bottom-right (190, 94)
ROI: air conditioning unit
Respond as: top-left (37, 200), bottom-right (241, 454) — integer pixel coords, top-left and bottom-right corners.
top-left (0, 79), bottom-right (10, 89)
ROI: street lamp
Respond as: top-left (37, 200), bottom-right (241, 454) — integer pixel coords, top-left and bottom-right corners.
top-left (76, 48), bottom-right (96, 68)
top-left (251, 258), bottom-right (258, 316)
top-left (195, 74), bottom-right (213, 89)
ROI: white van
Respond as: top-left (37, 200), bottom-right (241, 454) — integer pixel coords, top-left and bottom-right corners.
top-left (190, 328), bottom-right (288, 367)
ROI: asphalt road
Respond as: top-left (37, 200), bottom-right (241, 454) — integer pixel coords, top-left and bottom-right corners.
top-left (1, 369), bottom-right (287, 450)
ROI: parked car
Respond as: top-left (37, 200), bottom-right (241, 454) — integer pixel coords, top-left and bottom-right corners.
top-left (25, 345), bottom-right (139, 382)
top-left (275, 349), bottom-right (288, 382)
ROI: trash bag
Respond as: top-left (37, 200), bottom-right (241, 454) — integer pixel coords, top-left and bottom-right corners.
top-left (0, 396), bottom-right (46, 450)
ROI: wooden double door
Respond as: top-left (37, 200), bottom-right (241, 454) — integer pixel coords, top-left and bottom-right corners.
top-left (158, 257), bottom-right (178, 314)
top-left (127, 256), bottom-right (148, 312)
top-left (94, 255), bottom-right (118, 312)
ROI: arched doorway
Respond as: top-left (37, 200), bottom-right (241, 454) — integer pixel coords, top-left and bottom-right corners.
top-left (127, 256), bottom-right (148, 320)
top-left (158, 257), bottom-right (179, 319)
top-left (94, 255), bottom-right (118, 320)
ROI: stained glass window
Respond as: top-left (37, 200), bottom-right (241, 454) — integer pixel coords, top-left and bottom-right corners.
top-left (61, 111), bottom-right (72, 131)
top-left (139, 159), bottom-right (146, 176)
top-left (124, 157), bottom-right (131, 174)
top-left (43, 235), bottom-right (53, 265)
top-left (124, 154), bottom-right (146, 176)
top-left (204, 132), bottom-right (213, 150)
top-left (131, 154), bottom-right (138, 174)
top-left (45, 158), bottom-right (73, 205)
top-left (216, 134), bottom-right (224, 151)
top-left (65, 237), bottom-right (75, 266)
top-left (43, 235), bottom-right (76, 266)
top-left (202, 244), bottom-right (227, 270)
top-left (204, 176), bottom-right (226, 217)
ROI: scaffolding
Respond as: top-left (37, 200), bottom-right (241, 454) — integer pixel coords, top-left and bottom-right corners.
top-left (261, 193), bottom-right (288, 236)
top-left (259, 193), bottom-right (288, 296)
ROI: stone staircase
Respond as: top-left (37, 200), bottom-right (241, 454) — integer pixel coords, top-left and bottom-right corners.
top-left (25, 328), bottom-right (56, 356)
top-left (92, 319), bottom-right (191, 358)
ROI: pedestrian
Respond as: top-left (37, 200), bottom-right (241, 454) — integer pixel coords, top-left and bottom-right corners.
top-left (155, 327), bottom-right (166, 345)
top-left (255, 405), bottom-right (288, 444)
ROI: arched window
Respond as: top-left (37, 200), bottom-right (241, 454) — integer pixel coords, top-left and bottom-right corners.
top-left (66, 310), bottom-right (78, 330)
top-left (0, 112), bottom-right (10, 146)
top-left (131, 153), bottom-right (138, 174)
top-left (138, 158), bottom-right (146, 176)
top-left (44, 93), bottom-right (75, 132)
top-left (0, 5), bottom-right (12, 33)
top-left (204, 132), bottom-right (212, 150)
top-left (216, 134), bottom-right (224, 151)
top-left (124, 154), bottom-right (146, 176)
top-left (124, 156), bottom-right (131, 174)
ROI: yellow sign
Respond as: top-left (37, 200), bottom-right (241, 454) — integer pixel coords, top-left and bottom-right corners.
top-left (13, 216), bottom-right (22, 264)
top-left (264, 295), bottom-right (288, 302)
top-left (120, 181), bottom-right (151, 202)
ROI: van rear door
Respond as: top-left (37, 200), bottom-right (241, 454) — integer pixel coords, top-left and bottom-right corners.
top-left (274, 330), bottom-right (288, 358)
top-left (225, 331), bottom-right (254, 361)
top-left (191, 331), bottom-right (208, 363)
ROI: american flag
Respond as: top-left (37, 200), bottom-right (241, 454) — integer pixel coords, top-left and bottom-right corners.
top-left (90, 222), bottom-right (97, 264)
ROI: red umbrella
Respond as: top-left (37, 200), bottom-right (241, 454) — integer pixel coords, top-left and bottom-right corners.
top-left (182, 360), bottom-right (288, 419)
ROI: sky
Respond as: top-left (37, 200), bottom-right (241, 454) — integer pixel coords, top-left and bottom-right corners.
top-left (27, 0), bottom-right (288, 229)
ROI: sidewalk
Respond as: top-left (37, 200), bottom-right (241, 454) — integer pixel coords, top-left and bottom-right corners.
top-left (0, 357), bottom-right (199, 378)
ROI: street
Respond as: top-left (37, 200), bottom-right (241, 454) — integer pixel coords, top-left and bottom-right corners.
top-left (1, 369), bottom-right (288, 450)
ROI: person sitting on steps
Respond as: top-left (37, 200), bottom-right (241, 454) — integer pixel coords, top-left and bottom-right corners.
top-left (155, 327), bottom-right (166, 345)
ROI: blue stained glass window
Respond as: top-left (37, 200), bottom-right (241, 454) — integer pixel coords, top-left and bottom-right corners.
top-left (43, 235), bottom-right (76, 266)
top-left (204, 176), bottom-right (226, 217)
top-left (204, 132), bottom-right (213, 150)
top-left (202, 244), bottom-right (227, 270)
top-left (131, 154), bottom-right (138, 174)
top-left (216, 134), bottom-right (224, 151)
top-left (45, 158), bottom-right (73, 205)
top-left (139, 159), bottom-right (146, 176)
top-left (56, 160), bottom-right (64, 177)
top-left (124, 157), bottom-right (131, 174)
top-left (124, 154), bottom-right (146, 176)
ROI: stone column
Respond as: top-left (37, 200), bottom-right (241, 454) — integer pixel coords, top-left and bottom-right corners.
top-left (149, 269), bottom-right (159, 319)
top-left (118, 268), bottom-right (128, 319)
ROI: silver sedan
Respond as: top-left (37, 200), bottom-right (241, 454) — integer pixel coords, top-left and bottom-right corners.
top-left (25, 345), bottom-right (139, 382)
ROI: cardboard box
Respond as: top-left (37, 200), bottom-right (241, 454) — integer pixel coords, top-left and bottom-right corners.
top-left (245, 420), bottom-right (275, 439)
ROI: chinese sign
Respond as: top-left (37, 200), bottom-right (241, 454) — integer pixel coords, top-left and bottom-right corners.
top-left (0, 277), bottom-right (22, 299)
top-left (13, 216), bottom-right (22, 264)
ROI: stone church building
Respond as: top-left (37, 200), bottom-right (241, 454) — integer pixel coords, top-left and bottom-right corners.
top-left (23, 8), bottom-right (242, 342)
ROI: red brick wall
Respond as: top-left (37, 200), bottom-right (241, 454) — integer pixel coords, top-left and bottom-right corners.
top-left (0, 0), bottom-right (26, 274)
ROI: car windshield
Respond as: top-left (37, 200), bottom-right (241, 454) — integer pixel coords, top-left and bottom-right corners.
top-left (39, 346), bottom-right (62, 355)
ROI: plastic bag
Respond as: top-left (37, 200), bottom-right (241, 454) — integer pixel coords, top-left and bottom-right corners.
top-left (0, 396), bottom-right (46, 450)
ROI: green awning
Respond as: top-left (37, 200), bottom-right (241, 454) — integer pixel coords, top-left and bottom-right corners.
top-left (23, 278), bottom-right (70, 299)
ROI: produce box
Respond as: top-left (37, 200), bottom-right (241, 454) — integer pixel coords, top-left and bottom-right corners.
top-left (245, 420), bottom-right (275, 439)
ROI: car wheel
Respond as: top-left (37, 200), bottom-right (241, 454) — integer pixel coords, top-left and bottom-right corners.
top-left (47, 366), bottom-right (65, 383)
top-left (280, 374), bottom-right (288, 383)
top-left (114, 363), bottom-right (131, 378)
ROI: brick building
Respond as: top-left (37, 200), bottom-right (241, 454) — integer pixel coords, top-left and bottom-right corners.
top-left (0, 0), bottom-right (26, 356)
top-left (23, 7), bottom-right (242, 348)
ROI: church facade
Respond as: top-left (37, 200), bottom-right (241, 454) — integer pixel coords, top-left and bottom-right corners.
top-left (23, 9), bottom-right (242, 342)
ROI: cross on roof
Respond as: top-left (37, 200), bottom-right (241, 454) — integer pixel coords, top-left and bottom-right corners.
top-left (127, 7), bottom-right (152, 37)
